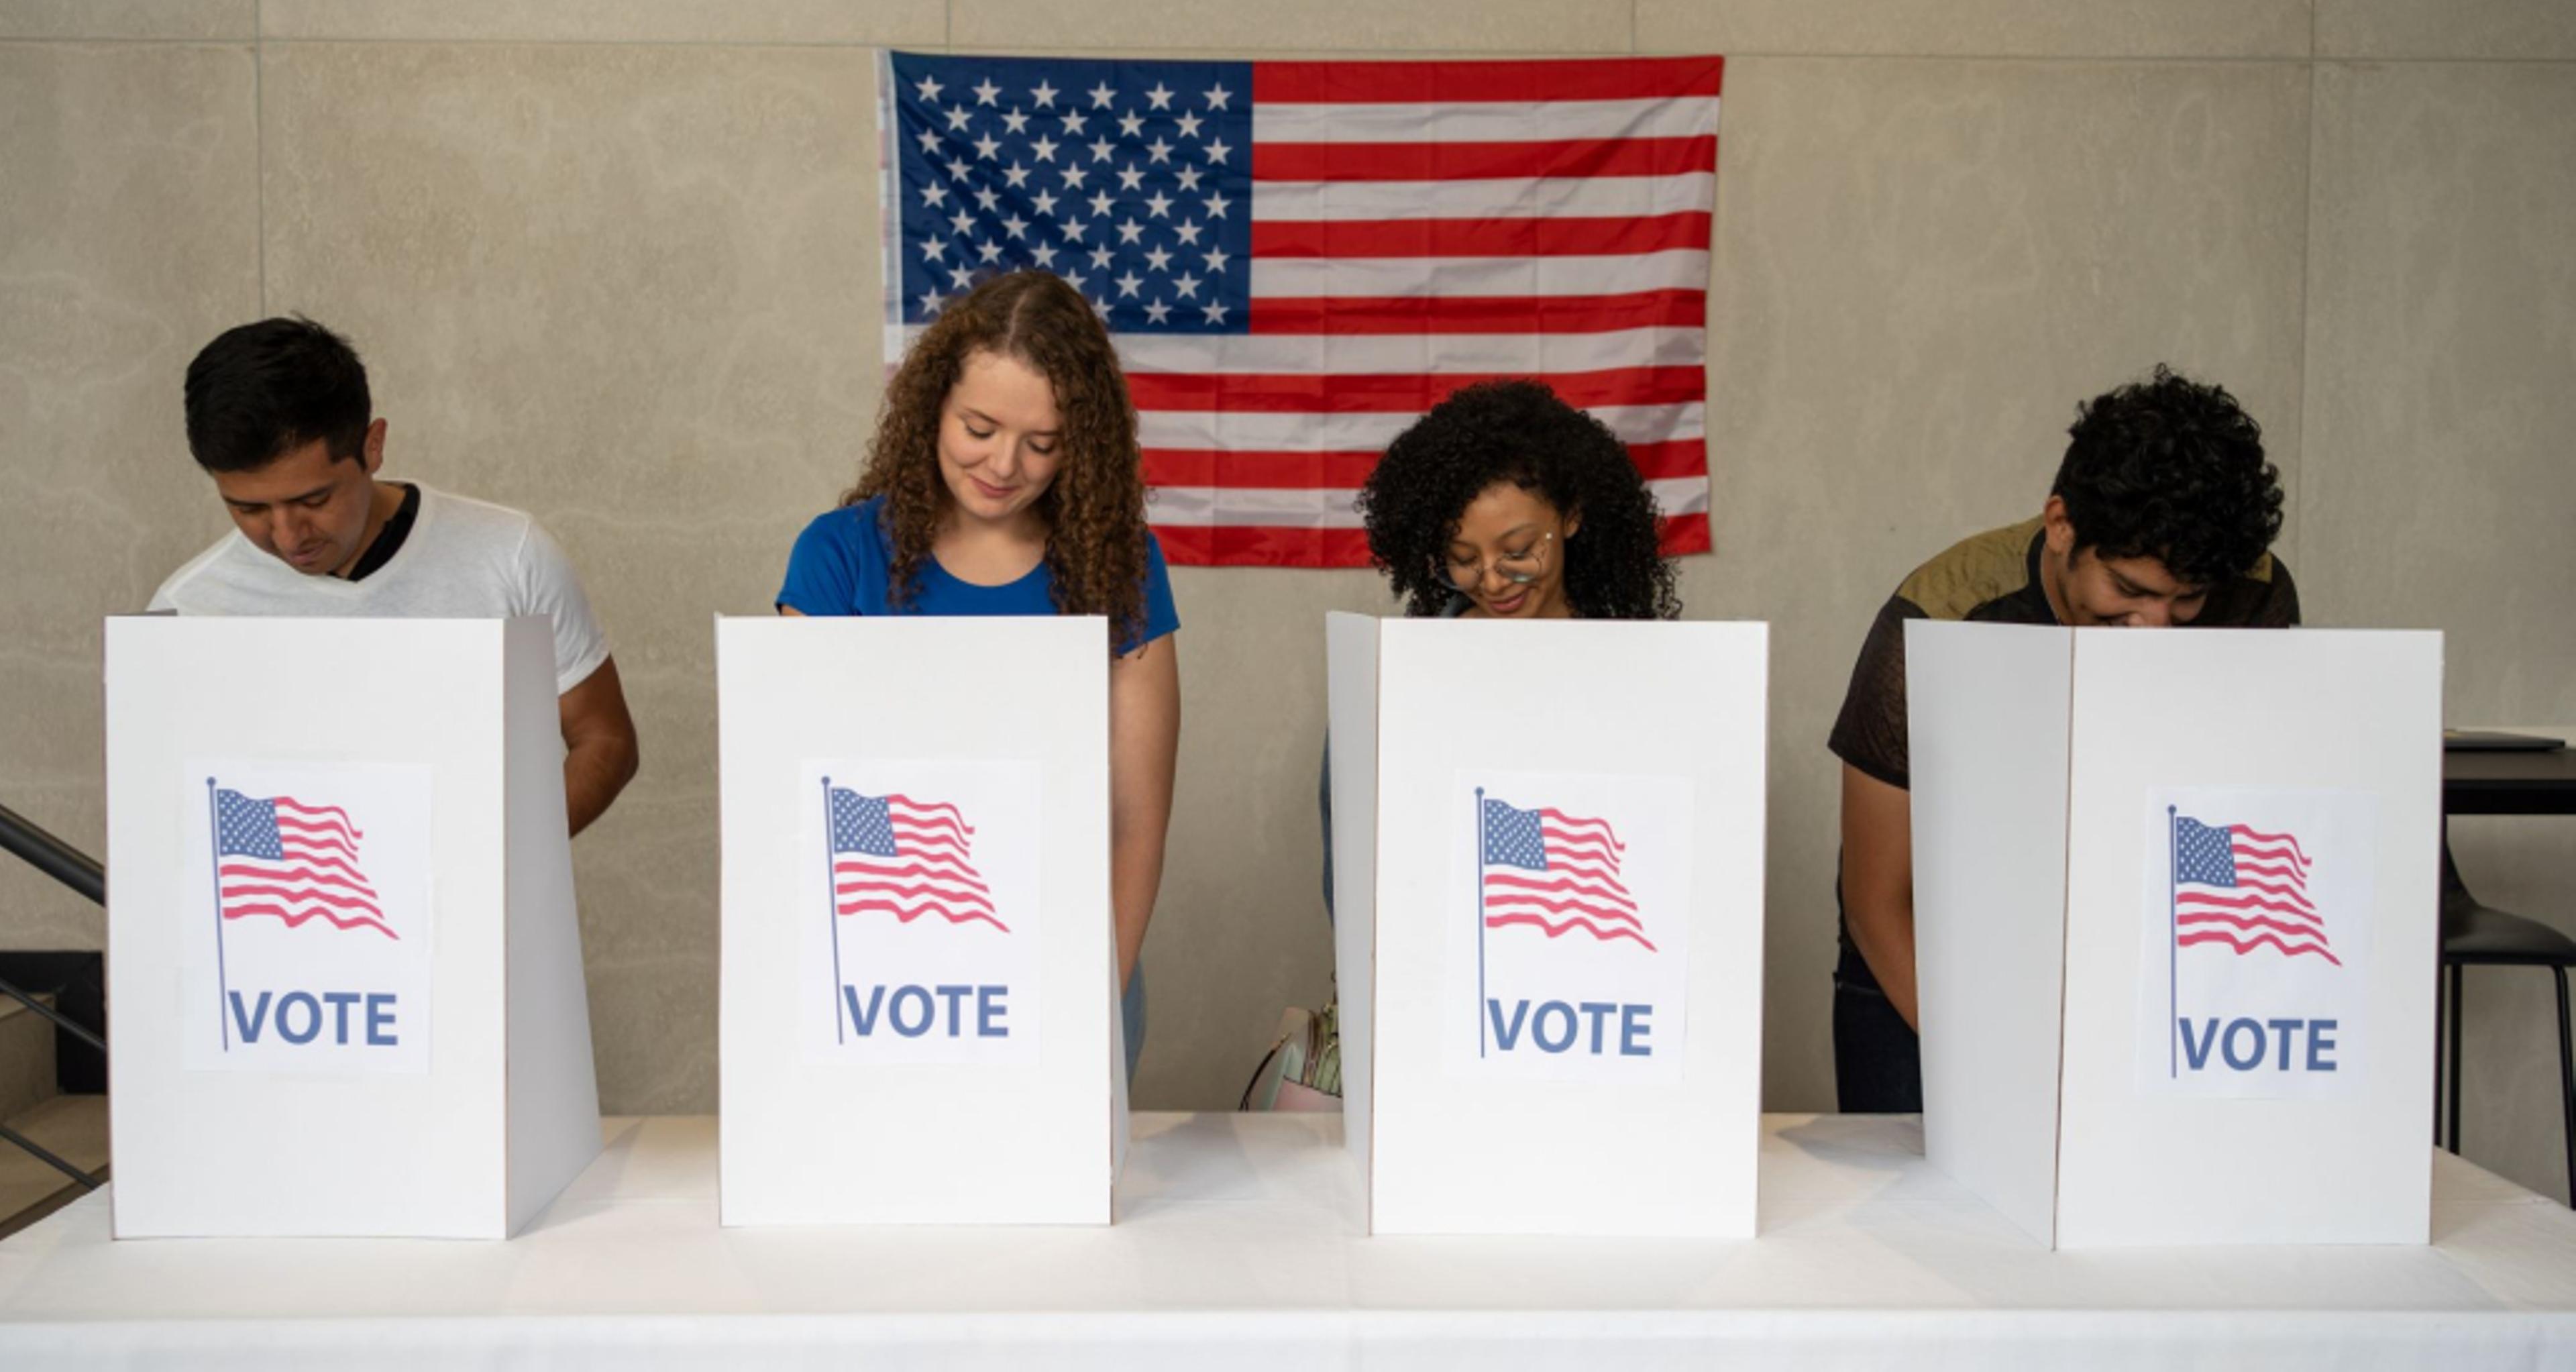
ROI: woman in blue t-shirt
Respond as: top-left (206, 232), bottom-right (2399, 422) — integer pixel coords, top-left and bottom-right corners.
top-left (778, 270), bottom-right (1181, 1083)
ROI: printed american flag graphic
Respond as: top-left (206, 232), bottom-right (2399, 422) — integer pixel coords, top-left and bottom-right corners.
top-left (1481, 796), bottom-right (1654, 951)
top-left (2172, 814), bottom-right (2334, 965)
top-left (828, 786), bottom-right (1008, 933)
top-left (214, 788), bottom-right (395, 939)
top-left (880, 51), bottom-right (1722, 568)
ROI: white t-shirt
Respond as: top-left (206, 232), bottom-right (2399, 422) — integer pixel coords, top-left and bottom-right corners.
top-left (148, 483), bottom-right (610, 695)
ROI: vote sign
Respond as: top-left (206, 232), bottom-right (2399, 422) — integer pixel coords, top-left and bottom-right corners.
top-left (2136, 786), bottom-right (2377, 1100)
top-left (1446, 768), bottom-right (1694, 1085)
top-left (180, 760), bottom-right (435, 1075)
top-left (798, 757), bottom-right (1043, 1066)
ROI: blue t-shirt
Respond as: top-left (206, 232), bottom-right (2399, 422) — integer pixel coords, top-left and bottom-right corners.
top-left (777, 495), bottom-right (1181, 654)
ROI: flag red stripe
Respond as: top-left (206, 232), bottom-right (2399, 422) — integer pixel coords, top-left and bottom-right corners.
top-left (1248, 289), bottom-right (1704, 335)
top-left (1149, 525), bottom-right (1371, 568)
top-left (1126, 365), bottom-right (1700, 415)
top-left (2178, 912), bottom-right (2333, 944)
top-left (1148, 517), bottom-right (1706, 567)
top-left (1249, 212), bottom-right (1710, 260)
top-left (1487, 870), bottom-right (1634, 904)
top-left (837, 879), bottom-right (995, 913)
top-left (2236, 829), bottom-right (2318, 859)
top-left (1483, 892), bottom-right (1644, 929)
top-left (265, 855), bottom-right (372, 888)
top-left (1253, 134), bottom-right (1715, 184)
top-left (2233, 859), bottom-right (2308, 889)
top-left (278, 831), bottom-right (356, 859)
top-left (1483, 872), bottom-right (1638, 910)
top-left (2177, 891), bottom-right (2322, 923)
top-left (2233, 841), bottom-right (2309, 868)
top-left (272, 797), bottom-right (360, 831)
top-left (2224, 876), bottom-right (2316, 911)
top-left (889, 823), bottom-right (969, 853)
top-left (219, 861), bottom-right (376, 897)
top-left (1483, 911), bottom-right (1659, 951)
top-left (220, 882), bottom-right (384, 918)
top-left (885, 795), bottom-right (974, 834)
top-left (1140, 437), bottom-right (1705, 490)
top-left (1542, 826), bottom-right (1623, 861)
top-left (835, 898), bottom-right (1010, 934)
top-left (837, 857), bottom-right (988, 893)
top-left (1660, 512), bottom-right (1711, 556)
top-left (2178, 930), bottom-right (2342, 965)
top-left (274, 815), bottom-right (360, 848)
top-left (1539, 808), bottom-right (1625, 849)
top-left (1254, 57), bottom-right (1724, 104)
top-left (221, 902), bottom-right (399, 939)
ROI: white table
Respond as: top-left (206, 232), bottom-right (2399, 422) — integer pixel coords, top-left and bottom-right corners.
top-left (3, 1112), bottom-right (2573, 1369)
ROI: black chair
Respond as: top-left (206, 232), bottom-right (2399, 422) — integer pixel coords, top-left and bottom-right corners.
top-left (2434, 839), bottom-right (2576, 1204)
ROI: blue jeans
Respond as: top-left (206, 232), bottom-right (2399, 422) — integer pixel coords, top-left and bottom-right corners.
top-left (1122, 963), bottom-right (1146, 1085)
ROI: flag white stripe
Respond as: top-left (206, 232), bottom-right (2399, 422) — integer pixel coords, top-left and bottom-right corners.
top-left (1253, 97), bottom-right (1719, 145)
top-left (1253, 172), bottom-right (1715, 223)
top-left (1146, 476), bottom-right (1708, 528)
top-left (1138, 400), bottom-right (1700, 452)
top-left (1248, 249), bottom-right (1709, 299)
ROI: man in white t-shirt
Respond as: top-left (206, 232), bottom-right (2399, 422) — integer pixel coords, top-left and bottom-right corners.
top-left (150, 317), bottom-right (640, 835)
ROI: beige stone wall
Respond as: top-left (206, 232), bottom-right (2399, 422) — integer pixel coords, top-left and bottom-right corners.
top-left (5, 0), bottom-right (2573, 1197)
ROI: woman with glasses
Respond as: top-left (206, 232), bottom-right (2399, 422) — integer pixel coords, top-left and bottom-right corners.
top-left (1356, 378), bottom-right (1681, 622)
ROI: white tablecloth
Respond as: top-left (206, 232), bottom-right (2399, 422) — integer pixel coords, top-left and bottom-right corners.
top-left (3, 1112), bottom-right (2573, 1369)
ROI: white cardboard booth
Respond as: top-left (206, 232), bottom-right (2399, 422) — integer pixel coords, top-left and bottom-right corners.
top-left (1909, 622), bottom-right (2443, 1247)
top-left (103, 615), bottom-right (601, 1239)
top-left (1326, 613), bottom-right (1768, 1237)
top-left (716, 616), bottom-right (1123, 1226)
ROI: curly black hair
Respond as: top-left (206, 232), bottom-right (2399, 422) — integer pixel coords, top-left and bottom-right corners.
top-left (2051, 364), bottom-right (2284, 586)
top-left (1356, 380), bottom-right (1680, 619)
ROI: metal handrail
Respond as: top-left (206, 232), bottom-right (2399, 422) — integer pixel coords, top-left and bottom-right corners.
top-left (0, 973), bottom-right (103, 1055)
top-left (0, 802), bottom-right (103, 906)
top-left (0, 800), bottom-right (107, 1194)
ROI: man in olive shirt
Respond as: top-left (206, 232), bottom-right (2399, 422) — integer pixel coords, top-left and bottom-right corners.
top-left (1828, 365), bottom-right (2299, 1112)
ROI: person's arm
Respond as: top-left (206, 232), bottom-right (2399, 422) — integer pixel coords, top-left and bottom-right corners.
top-left (1109, 633), bottom-right (1181, 988)
top-left (559, 655), bottom-right (640, 837)
top-left (1839, 762), bottom-right (1918, 1029)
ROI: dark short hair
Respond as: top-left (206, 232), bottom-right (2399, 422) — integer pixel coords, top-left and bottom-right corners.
top-left (182, 317), bottom-right (372, 473)
top-left (1356, 379), bottom-right (1680, 620)
top-left (2050, 364), bottom-right (2284, 586)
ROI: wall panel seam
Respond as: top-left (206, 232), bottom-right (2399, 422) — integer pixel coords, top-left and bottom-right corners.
top-left (254, 0), bottom-right (265, 314)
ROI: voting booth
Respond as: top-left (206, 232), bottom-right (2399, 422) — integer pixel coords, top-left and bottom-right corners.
top-left (103, 615), bottom-right (602, 1239)
top-left (1326, 613), bottom-right (1768, 1237)
top-left (1910, 623), bottom-right (2443, 1248)
top-left (716, 617), bottom-right (1123, 1226)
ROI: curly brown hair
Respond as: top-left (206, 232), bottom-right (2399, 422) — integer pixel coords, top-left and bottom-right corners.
top-left (846, 270), bottom-right (1150, 646)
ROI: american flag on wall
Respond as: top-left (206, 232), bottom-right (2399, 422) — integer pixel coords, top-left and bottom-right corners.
top-left (879, 51), bottom-right (1722, 568)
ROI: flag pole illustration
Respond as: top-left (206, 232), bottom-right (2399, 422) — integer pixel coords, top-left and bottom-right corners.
top-left (206, 778), bottom-right (231, 1050)
top-left (823, 776), bottom-right (847, 1045)
top-left (2168, 804), bottom-right (2178, 1079)
top-left (1474, 786), bottom-right (1489, 1058)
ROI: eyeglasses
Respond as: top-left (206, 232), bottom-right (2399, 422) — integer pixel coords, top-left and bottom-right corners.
top-left (1442, 529), bottom-right (1558, 591)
